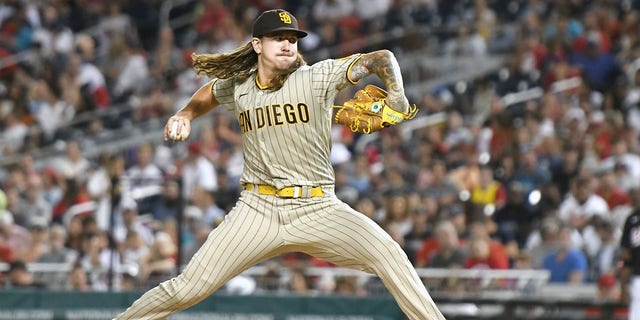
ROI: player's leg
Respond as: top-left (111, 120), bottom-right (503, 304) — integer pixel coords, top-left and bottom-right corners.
top-left (115, 193), bottom-right (283, 320)
top-left (284, 198), bottom-right (446, 320)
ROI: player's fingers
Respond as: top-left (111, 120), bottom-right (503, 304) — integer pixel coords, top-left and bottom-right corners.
top-left (180, 120), bottom-right (191, 141)
top-left (164, 117), bottom-right (175, 141)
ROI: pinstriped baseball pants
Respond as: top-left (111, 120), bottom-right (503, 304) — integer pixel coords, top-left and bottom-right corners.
top-left (114, 190), bottom-right (446, 320)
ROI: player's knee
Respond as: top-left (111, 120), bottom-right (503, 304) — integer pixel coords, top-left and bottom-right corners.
top-left (370, 238), bottom-right (410, 268)
top-left (158, 275), bottom-right (202, 306)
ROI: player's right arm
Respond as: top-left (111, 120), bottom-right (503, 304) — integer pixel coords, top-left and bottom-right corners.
top-left (165, 80), bottom-right (220, 141)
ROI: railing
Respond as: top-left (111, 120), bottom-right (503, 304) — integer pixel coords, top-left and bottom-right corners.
top-left (0, 261), bottom-right (549, 295)
top-left (1, 262), bottom-right (624, 320)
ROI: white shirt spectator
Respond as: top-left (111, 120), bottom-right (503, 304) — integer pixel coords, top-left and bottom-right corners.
top-left (182, 143), bottom-right (218, 199)
top-left (32, 25), bottom-right (74, 57)
top-left (1, 114), bottom-right (28, 153)
top-left (36, 100), bottom-right (74, 140)
top-left (557, 193), bottom-right (609, 224)
top-left (54, 141), bottom-right (91, 181)
top-left (557, 191), bottom-right (609, 257)
top-left (113, 52), bottom-right (150, 97)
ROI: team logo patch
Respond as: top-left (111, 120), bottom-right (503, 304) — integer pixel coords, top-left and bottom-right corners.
top-left (279, 12), bottom-right (292, 24)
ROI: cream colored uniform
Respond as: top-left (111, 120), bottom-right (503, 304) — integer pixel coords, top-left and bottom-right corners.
top-left (115, 54), bottom-right (446, 320)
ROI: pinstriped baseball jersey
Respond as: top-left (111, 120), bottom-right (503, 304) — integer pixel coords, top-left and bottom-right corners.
top-left (212, 54), bottom-right (362, 190)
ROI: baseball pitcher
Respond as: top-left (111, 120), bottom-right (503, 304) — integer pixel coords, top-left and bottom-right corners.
top-left (115, 9), bottom-right (445, 320)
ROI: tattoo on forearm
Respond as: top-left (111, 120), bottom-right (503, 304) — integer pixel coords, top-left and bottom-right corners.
top-left (351, 50), bottom-right (409, 112)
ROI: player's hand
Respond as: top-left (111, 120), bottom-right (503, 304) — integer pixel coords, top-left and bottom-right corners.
top-left (165, 115), bottom-right (191, 142)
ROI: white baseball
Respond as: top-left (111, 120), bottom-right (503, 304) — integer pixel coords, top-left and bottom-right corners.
top-left (169, 121), bottom-right (182, 140)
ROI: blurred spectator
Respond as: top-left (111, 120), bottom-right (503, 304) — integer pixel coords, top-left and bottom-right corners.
top-left (595, 168), bottom-right (631, 210)
top-left (557, 175), bottom-right (609, 257)
top-left (51, 177), bottom-right (91, 225)
top-left (112, 199), bottom-right (153, 246)
top-left (596, 273), bottom-right (619, 300)
top-left (53, 140), bottom-right (91, 182)
top-left (21, 217), bottom-right (49, 263)
top-left (591, 219), bottom-right (620, 281)
top-left (151, 178), bottom-right (183, 222)
top-left (2, 260), bottom-right (45, 288)
top-left (38, 223), bottom-right (75, 264)
top-left (213, 167), bottom-right (240, 213)
top-left (525, 216), bottom-right (562, 269)
top-left (86, 153), bottom-right (113, 231)
top-left (193, 0), bottom-right (231, 41)
top-left (41, 166), bottom-right (63, 207)
top-left (492, 181), bottom-right (538, 249)
top-left (27, 79), bottom-right (74, 141)
top-left (225, 274), bottom-right (257, 295)
top-left (190, 186), bottom-right (224, 227)
top-left (464, 221), bottom-right (509, 270)
top-left (107, 34), bottom-right (150, 103)
top-left (509, 148), bottom-right (552, 196)
top-left (0, 210), bottom-right (30, 261)
top-left (63, 214), bottom-right (84, 254)
top-left (569, 31), bottom-right (621, 93)
top-left (543, 225), bottom-right (588, 283)
top-left (139, 231), bottom-right (177, 287)
top-left (403, 208), bottom-right (432, 264)
top-left (66, 51), bottom-right (110, 109)
top-left (126, 143), bottom-right (164, 215)
top-left (119, 230), bottom-right (149, 284)
top-left (443, 24), bottom-right (487, 56)
top-left (420, 159), bottom-right (460, 208)
top-left (1, 111), bottom-right (29, 154)
top-left (181, 214), bottom-right (211, 263)
top-left (602, 138), bottom-right (640, 183)
top-left (31, 4), bottom-right (74, 59)
top-left (469, 164), bottom-right (507, 215)
top-left (354, 195), bottom-right (383, 224)
top-left (464, 233), bottom-right (508, 269)
top-left (312, 0), bottom-right (354, 24)
top-left (334, 275), bottom-right (366, 296)
top-left (19, 174), bottom-right (52, 227)
top-left (0, 232), bottom-right (13, 263)
top-left (66, 262), bottom-right (90, 291)
top-left (79, 230), bottom-right (120, 291)
top-left (288, 268), bottom-right (311, 294)
top-left (551, 142), bottom-right (582, 196)
top-left (381, 192), bottom-right (413, 238)
top-left (427, 220), bottom-right (467, 269)
top-left (181, 142), bottom-right (217, 199)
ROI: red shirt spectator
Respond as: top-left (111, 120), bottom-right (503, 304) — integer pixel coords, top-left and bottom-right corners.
top-left (464, 236), bottom-right (509, 269)
top-left (0, 242), bottom-right (14, 263)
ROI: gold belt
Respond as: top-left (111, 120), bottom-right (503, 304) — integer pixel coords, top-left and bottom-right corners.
top-left (244, 183), bottom-right (324, 198)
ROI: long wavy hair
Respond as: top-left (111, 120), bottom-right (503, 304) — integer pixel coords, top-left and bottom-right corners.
top-left (192, 41), bottom-right (307, 91)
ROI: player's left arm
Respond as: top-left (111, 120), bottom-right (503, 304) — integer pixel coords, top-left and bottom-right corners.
top-left (332, 50), bottom-right (417, 134)
top-left (347, 49), bottom-right (410, 114)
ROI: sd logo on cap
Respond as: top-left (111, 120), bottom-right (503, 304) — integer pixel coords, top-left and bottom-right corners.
top-left (252, 9), bottom-right (308, 38)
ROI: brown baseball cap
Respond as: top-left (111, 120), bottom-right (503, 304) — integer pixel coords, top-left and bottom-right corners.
top-left (252, 9), bottom-right (308, 38)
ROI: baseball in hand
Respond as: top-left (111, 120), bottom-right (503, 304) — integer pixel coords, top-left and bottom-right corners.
top-left (169, 121), bottom-right (187, 140)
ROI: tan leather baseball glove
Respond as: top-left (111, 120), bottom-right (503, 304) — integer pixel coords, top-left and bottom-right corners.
top-left (333, 85), bottom-right (418, 134)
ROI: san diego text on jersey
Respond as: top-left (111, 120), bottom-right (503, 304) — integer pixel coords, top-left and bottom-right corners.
top-left (238, 103), bottom-right (310, 133)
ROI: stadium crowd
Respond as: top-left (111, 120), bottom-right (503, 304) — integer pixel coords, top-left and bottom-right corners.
top-left (0, 0), bottom-right (640, 300)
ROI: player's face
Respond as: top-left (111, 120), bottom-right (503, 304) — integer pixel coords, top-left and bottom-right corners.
top-left (255, 31), bottom-right (299, 71)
